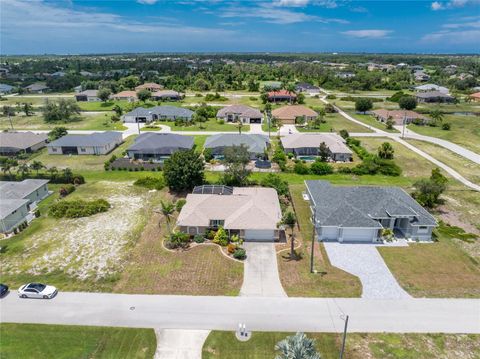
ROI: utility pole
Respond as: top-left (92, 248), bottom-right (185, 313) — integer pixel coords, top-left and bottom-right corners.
top-left (402, 111), bottom-right (407, 139)
top-left (310, 207), bottom-right (316, 273)
top-left (339, 315), bottom-right (349, 359)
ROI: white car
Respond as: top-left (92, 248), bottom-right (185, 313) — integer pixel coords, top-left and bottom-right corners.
top-left (18, 283), bottom-right (57, 299)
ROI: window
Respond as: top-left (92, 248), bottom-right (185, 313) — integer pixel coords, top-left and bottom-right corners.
top-left (80, 148), bottom-right (86, 152)
top-left (419, 226), bottom-right (428, 230)
top-left (52, 148), bottom-right (57, 152)
top-left (209, 219), bottom-right (225, 227)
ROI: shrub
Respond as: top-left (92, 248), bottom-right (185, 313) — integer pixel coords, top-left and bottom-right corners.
top-left (339, 129), bottom-right (349, 139)
top-left (133, 176), bottom-right (165, 190)
top-left (166, 231), bottom-right (191, 249)
top-left (217, 119), bottom-right (225, 125)
top-left (442, 122), bottom-right (451, 130)
top-left (326, 94), bottom-right (336, 99)
top-left (34, 209), bottom-right (41, 218)
top-left (294, 161), bottom-right (310, 175)
top-left (233, 248), bottom-right (247, 260)
top-left (207, 230), bottom-right (216, 240)
top-left (230, 234), bottom-right (241, 244)
top-left (175, 199), bottom-right (187, 212)
top-left (213, 227), bottom-right (229, 246)
top-left (227, 243), bottom-right (236, 254)
top-left (260, 173), bottom-right (289, 197)
top-left (310, 161), bottom-right (334, 175)
top-left (203, 148), bottom-right (214, 162)
top-left (59, 184), bottom-right (76, 197)
top-left (49, 199), bottom-right (110, 218)
top-left (193, 234), bottom-right (205, 243)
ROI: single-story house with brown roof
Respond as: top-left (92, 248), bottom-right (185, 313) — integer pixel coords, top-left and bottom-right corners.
top-left (271, 105), bottom-right (317, 125)
top-left (151, 90), bottom-right (182, 101)
top-left (216, 105), bottom-right (263, 124)
top-left (415, 91), bottom-right (454, 103)
top-left (111, 90), bottom-right (138, 102)
top-left (280, 133), bottom-right (352, 162)
top-left (469, 92), bottom-right (480, 102)
top-left (135, 83), bottom-right (163, 92)
top-left (372, 109), bottom-right (429, 126)
top-left (0, 132), bottom-right (48, 156)
top-left (176, 186), bottom-right (283, 241)
top-left (75, 90), bottom-right (100, 102)
top-left (267, 90), bottom-right (296, 103)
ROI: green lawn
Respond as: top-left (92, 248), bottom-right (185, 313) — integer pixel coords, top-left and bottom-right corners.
top-left (407, 114), bottom-right (480, 153)
top-left (202, 331), bottom-right (480, 359)
top-left (297, 112), bottom-right (372, 133)
top-left (0, 112), bottom-right (126, 131)
top-left (345, 112), bottom-right (399, 133)
top-left (142, 118), bottom-right (247, 132)
top-left (0, 323), bottom-right (156, 359)
top-left (378, 223), bottom-right (480, 298)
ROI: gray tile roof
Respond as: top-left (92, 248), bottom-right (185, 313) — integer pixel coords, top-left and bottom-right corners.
top-left (204, 134), bottom-right (269, 154)
top-left (0, 179), bottom-right (49, 200)
top-left (0, 132), bottom-right (47, 151)
top-left (47, 131), bottom-right (122, 147)
top-left (216, 105), bottom-right (262, 119)
top-left (0, 84), bottom-right (14, 92)
top-left (25, 83), bottom-right (49, 91)
top-left (306, 180), bottom-right (436, 228)
top-left (127, 133), bottom-right (194, 154)
top-left (0, 198), bottom-right (29, 220)
top-left (415, 91), bottom-right (453, 99)
top-left (124, 106), bottom-right (194, 119)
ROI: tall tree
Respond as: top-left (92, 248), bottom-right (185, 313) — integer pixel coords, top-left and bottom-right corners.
top-left (17, 102), bottom-right (34, 116)
top-left (163, 150), bottom-right (205, 192)
top-left (97, 88), bottom-right (112, 102)
top-left (222, 145), bottom-right (251, 186)
top-left (30, 160), bottom-right (45, 175)
top-left (17, 163), bottom-right (30, 179)
top-left (429, 109), bottom-right (444, 127)
top-left (354, 98), bottom-right (373, 114)
top-left (399, 96), bottom-right (417, 111)
top-left (137, 89), bottom-right (151, 102)
top-left (160, 200), bottom-right (175, 235)
top-left (377, 142), bottom-right (395, 159)
top-left (318, 142), bottom-right (330, 162)
top-left (281, 211), bottom-right (297, 259)
top-left (48, 126), bottom-right (68, 141)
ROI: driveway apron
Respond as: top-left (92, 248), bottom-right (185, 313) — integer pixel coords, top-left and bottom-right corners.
top-left (323, 242), bottom-right (411, 299)
top-left (240, 242), bottom-right (287, 297)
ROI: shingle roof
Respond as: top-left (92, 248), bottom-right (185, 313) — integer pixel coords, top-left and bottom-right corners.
top-left (0, 132), bottom-right (47, 151)
top-left (0, 84), bottom-right (13, 92)
top-left (296, 83), bottom-right (319, 90)
top-left (280, 133), bottom-right (351, 154)
top-left (152, 90), bottom-right (180, 97)
top-left (77, 90), bottom-right (98, 96)
top-left (372, 109), bottom-right (428, 122)
top-left (0, 179), bottom-right (49, 200)
top-left (127, 133), bottom-right (194, 154)
top-left (124, 106), bottom-right (194, 119)
top-left (415, 91), bottom-right (454, 99)
top-left (0, 198), bottom-right (29, 220)
top-left (135, 83), bottom-right (163, 91)
top-left (112, 90), bottom-right (137, 98)
top-left (306, 180), bottom-right (436, 228)
top-left (204, 134), bottom-right (269, 154)
top-left (47, 132), bottom-right (122, 147)
top-left (414, 84), bottom-right (449, 93)
top-left (216, 105), bottom-right (262, 119)
top-left (176, 187), bottom-right (282, 230)
top-left (25, 83), bottom-right (49, 91)
top-left (268, 90), bottom-right (296, 98)
top-left (272, 105), bottom-right (317, 120)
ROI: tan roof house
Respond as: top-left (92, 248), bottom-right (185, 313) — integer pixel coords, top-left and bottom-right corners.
top-left (111, 90), bottom-right (138, 102)
top-left (216, 104), bottom-right (263, 124)
top-left (271, 105), bottom-right (318, 125)
top-left (469, 92), bottom-right (480, 102)
top-left (135, 83), bottom-right (163, 92)
top-left (176, 186), bottom-right (282, 241)
top-left (281, 133), bottom-right (352, 162)
top-left (372, 109), bottom-right (429, 126)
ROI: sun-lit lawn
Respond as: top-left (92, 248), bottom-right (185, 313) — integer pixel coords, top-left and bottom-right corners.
top-left (202, 331), bottom-right (480, 359)
top-left (277, 184), bottom-right (362, 297)
top-left (0, 323), bottom-right (156, 359)
top-left (378, 223), bottom-right (480, 298)
top-left (0, 112), bottom-right (126, 131)
top-left (142, 118), bottom-right (247, 132)
top-left (346, 112), bottom-right (399, 133)
top-left (27, 135), bottom-right (136, 171)
top-left (407, 114), bottom-right (480, 153)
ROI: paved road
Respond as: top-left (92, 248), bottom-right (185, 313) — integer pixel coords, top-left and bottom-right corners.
top-left (1, 293), bottom-right (479, 333)
top-left (324, 243), bottom-right (411, 299)
top-left (240, 243), bottom-right (286, 297)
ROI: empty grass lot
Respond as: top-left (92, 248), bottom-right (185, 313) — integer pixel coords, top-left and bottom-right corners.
top-left (0, 112), bottom-right (126, 131)
top-left (114, 211), bottom-right (243, 296)
top-left (378, 224), bottom-right (480, 298)
top-left (202, 331), bottom-right (480, 359)
top-left (276, 184), bottom-right (361, 297)
top-left (407, 114), bottom-right (480, 154)
top-left (296, 112), bottom-right (371, 133)
top-left (142, 118), bottom-right (247, 132)
top-left (0, 323), bottom-right (156, 359)
top-left (346, 112), bottom-right (399, 133)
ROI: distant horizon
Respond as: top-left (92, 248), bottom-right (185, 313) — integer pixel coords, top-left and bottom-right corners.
top-left (1, 0), bottom-right (479, 55)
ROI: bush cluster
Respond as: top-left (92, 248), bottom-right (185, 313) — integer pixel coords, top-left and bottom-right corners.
top-left (165, 231), bottom-right (190, 249)
top-left (59, 184), bottom-right (76, 197)
top-left (49, 199), bottom-right (110, 218)
top-left (133, 176), bottom-right (165, 190)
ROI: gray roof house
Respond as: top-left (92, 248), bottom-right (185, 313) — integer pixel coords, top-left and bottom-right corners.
top-left (75, 90), bottom-right (100, 102)
top-left (24, 83), bottom-right (49, 93)
top-left (280, 133), bottom-right (352, 162)
top-left (0, 83), bottom-right (14, 94)
top-left (414, 84), bottom-right (449, 93)
top-left (0, 132), bottom-right (48, 155)
top-left (0, 179), bottom-right (50, 233)
top-left (216, 105), bottom-right (263, 124)
top-left (305, 180), bottom-right (437, 242)
top-left (295, 83), bottom-right (320, 94)
top-left (123, 106), bottom-right (194, 123)
top-left (47, 132), bottom-right (123, 155)
top-left (127, 133), bottom-right (194, 162)
top-left (204, 134), bottom-right (269, 160)
top-left (415, 91), bottom-right (454, 103)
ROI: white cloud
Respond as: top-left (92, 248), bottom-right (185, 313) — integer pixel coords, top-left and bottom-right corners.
top-left (273, 0), bottom-right (337, 7)
top-left (341, 29), bottom-right (392, 39)
top-left (431, 0), bottom-right (478, 10)
top-left (137, 0), bottom-right (158, 4)
top-left (422, 29), bottom-right (480, 43)
top-left (431, 1), bottom-right (444, 10)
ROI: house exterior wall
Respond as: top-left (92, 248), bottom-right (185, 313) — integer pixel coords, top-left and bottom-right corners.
top-left (284, 147), bottom-right (351, 162)
top-left (48, 140), bottom-right (121, 155)
top-left (24, 184), bottom-right (49, 204)
top-left (208, 146), bottom-right (260, 160)
top-left (29, 141), bottom-right (47, 152)
top-left (0, 203), bottom-right (29, 233)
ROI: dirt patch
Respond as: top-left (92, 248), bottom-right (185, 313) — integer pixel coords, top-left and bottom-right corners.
top-left (435, 204), bottom-right (480, 236)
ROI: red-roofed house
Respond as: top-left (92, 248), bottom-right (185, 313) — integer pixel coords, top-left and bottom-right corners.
top-left (469, 92), bottom-right (480, 102)
top-left (267, 90), bottom-right (296, 103)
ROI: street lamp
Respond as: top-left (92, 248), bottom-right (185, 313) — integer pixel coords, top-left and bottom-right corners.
top-left (339, 314), bottom-right (349, 359)
top-left (310, 207), bottom-right (316, 273)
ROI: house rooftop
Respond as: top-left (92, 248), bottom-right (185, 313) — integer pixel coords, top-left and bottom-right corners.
top-left (0, 198), bottom-right (29, 220)
top-left (305, 180), bottom-right (436, 228)
top-left (0, 179), bottom-right (49, 200)
top-left (124, 105), bottom-right (194, 118)
top-left (216, 105), bottom-right (262, 119)
top-left (47, 131), bottom-right (122, 147)
top-left (204, 133), bottom-right (269, 153)
top-left (177, 187), bottom-right (282, 230)
top-left (271, 105), bottom-right (317, 120)
top-left (0, 132), bottom-right (48, 151)
top-left (127, 133), bottom-right (194, 153)
top-left (415, 91), bottom-right (454, 99)
top-left (268, 90), bottom-right (296, 97)
top-left (77, 89), bottom-right (98, 96)
top-left (280, 133), bottom-right (352, 154)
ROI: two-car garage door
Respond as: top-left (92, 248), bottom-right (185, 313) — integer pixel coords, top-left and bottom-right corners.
top-left (244, 229), bottom-right (275, 242)
top-left (319, 227), bottom-right (376, 242)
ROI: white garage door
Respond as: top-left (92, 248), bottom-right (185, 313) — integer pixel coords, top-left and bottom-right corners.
top-left (319, 227), bottom-right (338, 240)
top-left (342, 228), bottom-right (376, 242)
top-left (244, 230), bottom-right (275, 241)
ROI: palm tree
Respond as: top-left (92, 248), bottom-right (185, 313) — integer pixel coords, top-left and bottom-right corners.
top-left (377, 142), bottom-right (395, 160)
top-left (30, 160), bottom-right (45, 175)
top-left (236, 118), bottom-right (244, 134)
top-left (17, 163), bottom-right (30, 179)
top-left (430, 109), bottom-right (444, 127)
top-left (275, 332), bottom-right (321, 359)
top-left (160, 200), bottom-right (176, 235)
top-left (281, 211), bottom-right (297, 259)
top-left (47, 166), bottom-right (58, 180)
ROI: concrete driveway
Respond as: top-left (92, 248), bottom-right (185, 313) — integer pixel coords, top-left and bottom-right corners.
top-left (279, 124), bottom-right (298, 136)
top-left (323, 242), bottom-right (411, 299)
top-left (240, 243), bottom-right (286, 297)
top-left (154, 329), bottom-right (210, 359)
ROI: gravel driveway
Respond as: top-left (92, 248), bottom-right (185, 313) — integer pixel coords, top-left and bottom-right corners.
top-left (323, 242), bottom-right (411, 299)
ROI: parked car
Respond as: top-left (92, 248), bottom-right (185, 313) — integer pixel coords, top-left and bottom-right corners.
top-left (0, 284), bottom-right (9, 297)
top-left (18, 283), bottom-right (57, 299)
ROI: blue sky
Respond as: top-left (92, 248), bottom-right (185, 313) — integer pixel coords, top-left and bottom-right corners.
top-left (1, 0), bottom-right (479, 54)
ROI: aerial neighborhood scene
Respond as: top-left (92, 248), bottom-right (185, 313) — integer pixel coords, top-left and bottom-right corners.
top-left (0, 0), bottom-right (480, 358)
